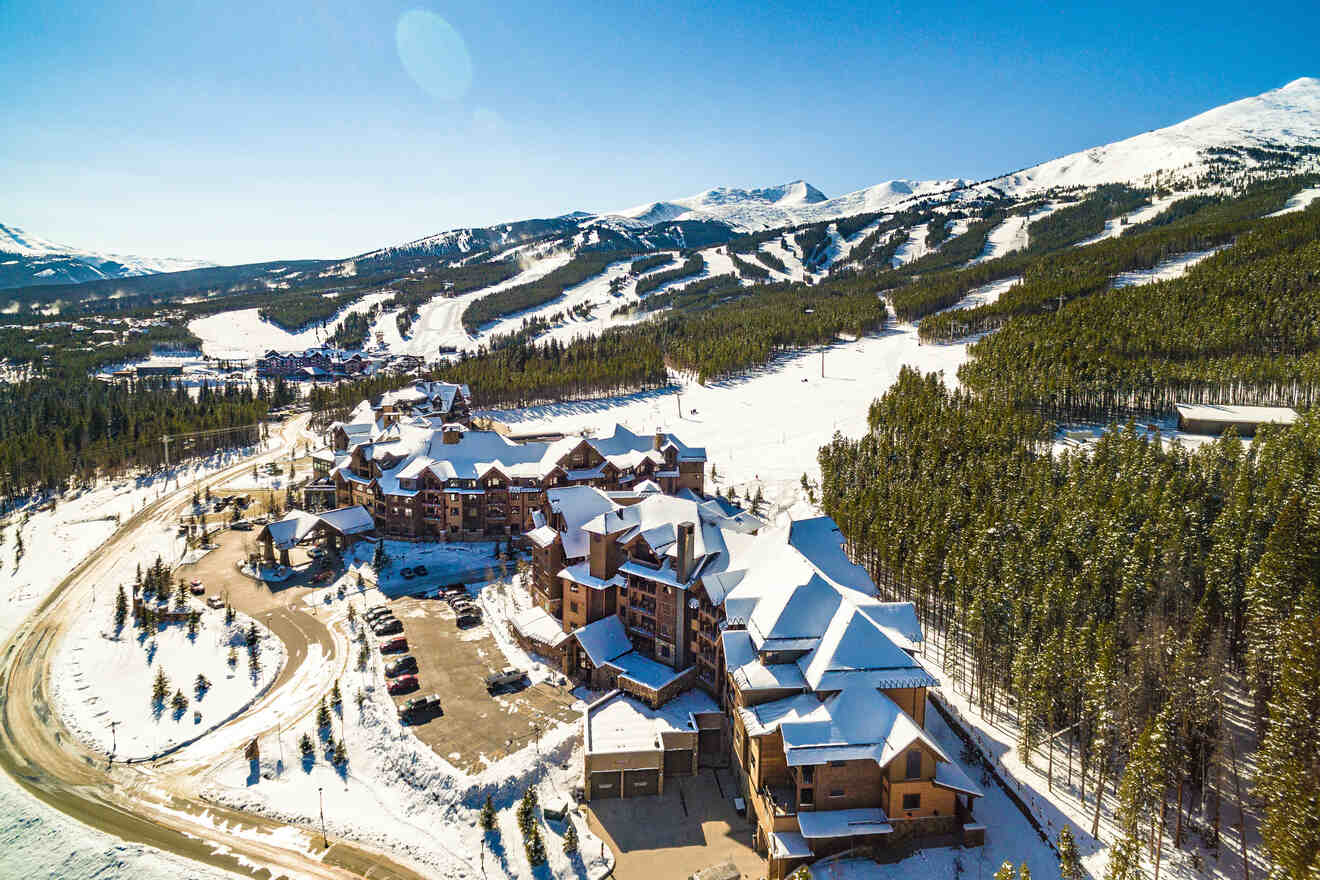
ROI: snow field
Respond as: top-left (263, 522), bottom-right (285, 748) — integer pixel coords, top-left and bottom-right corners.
top-left (1073, 197), bottom-right (1174, 247)
top-left (1264, 184), bottom-right (1320, 217)
top-left (51, 606), bottom-right (285, 761)
top-left (1111, 247), bottom-right (1225, 288)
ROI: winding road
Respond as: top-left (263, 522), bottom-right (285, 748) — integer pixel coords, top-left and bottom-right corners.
top-left (0, 416), bottom-right (430, 880)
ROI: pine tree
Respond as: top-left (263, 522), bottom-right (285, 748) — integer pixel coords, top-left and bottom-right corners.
top-left (524, 824), bottom-right (546, 867)
top-left (227, 646), bottom-right (238, 667)
top-left (751, 485), bottom-right (765, 514)
top-left (480, 795), bottom-right (496, 831)
top-left (373, 540), bottom-right (389, 572)
top-left (171, 688), bottom-right (188, 713)
top-left (299, 732), bottom-right (314, 757)
top-left (562, 821), bottom-right (578, 854)
top-left (152, 666), bottom-right (169, 706)
top-left (332, 739), bottom-right (346, 765)
top-left (331, 679), bottom-right (342, 708)
top-left (993, 861), bottom-right (1015, 880)
top-left (194, 674), bottom-right (210, 699)
top-left (1057, 826), bottom-right (1082, 880)
top-left (1256, 587), bottom-right (1320, 879)
top-left (114, 585), bottom-right (128, 632)
top-left (317, 697), bottom-right (331, 729)
top-left (1019, 863), bottom-right (1031, 880)
top-left (187, 609), bottom-right (200, 638)
top-left (224, 601), bottom-right (235, 626)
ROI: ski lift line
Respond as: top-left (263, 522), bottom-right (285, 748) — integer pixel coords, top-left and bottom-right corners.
top-left (161, 424), bottom-right (263, 468)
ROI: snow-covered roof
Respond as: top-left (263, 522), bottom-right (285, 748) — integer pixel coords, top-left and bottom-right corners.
top-left (572, 615), bottom-right (632, 667)
top-left (511, 606), bottom-right (570, 648)
top-left (796, 808), bottom-right (893, 839)
top-left (769, 831), bottom-right (813, 859)
top-left (525, 524), bottom-right (558, 549)
top-left (798, 604), bottom-right (938, 691)
top-left (558, 562), bottom-right (625, 591)
top-left (779, 686), bottom-right (949, 769)
top-left (316, 505), bottom-right (375, 536)
top-left (934, 758), bottom-right (985, 798)
top-left (583, 688), bottom-right (718, 755)
top-left (259, 510), bottom-right (321, 550)
top-left (1175, 402), bottom-right (1298, 426)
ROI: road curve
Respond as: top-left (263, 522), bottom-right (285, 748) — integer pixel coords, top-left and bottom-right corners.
top-left (0, 417), bottom-right (430, 880)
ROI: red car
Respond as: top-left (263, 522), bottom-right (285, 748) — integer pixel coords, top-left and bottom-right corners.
top-left (380, 637), bottom-right (408, 654)
top-left (387, 675), bottom-right (418, 695)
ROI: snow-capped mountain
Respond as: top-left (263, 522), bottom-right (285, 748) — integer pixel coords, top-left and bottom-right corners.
top-left (610, 178), bottom-right (965, 230)
top-left (974, 76), bottom-right (1320, 197)
top-left (0, 223), bottom-right (213, 290)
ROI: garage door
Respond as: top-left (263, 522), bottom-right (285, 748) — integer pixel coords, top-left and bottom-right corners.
top-left (590, 771), bottom-right (621, 800)
top-left (663, 748), bottom-right (694, 777)
top-left (623, 768), bottom-right (659, 797)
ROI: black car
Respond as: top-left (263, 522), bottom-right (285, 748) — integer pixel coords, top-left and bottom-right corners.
top-left (413, 564), bottom-right (428, 576)
top-left (372, 618), bottom-right (403, 636)
top-left (400, 567), bottom-right (414, 579)
top-left (385, 656), bottom-right (418, 677)
top-left (398, 694), bottom-right (442, 723)
top-left (365, 606), bottom-right (393, 620)
top-left (457, 612), bottom-right (482, 629)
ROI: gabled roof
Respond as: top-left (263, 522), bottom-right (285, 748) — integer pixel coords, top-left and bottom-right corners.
top-left (799, 604), bottom-right (938, 691)
top-left (779, 685), bottom-right (949, 769)
top-left (316, 505), bottom-right (375, 536)
top-left (572, 615), bottom-right (632, 667)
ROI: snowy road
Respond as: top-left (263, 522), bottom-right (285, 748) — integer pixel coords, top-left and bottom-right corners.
top-left (0, 415), bottom-right (431, 880)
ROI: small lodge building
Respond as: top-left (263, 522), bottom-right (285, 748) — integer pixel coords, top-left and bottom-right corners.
top-left (1174, 402), bottom-right (1299, 436)
top-left (256, 505), bottom-right (376, 567)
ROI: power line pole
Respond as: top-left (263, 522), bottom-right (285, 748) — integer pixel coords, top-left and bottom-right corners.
top-left (318, 786), bottom-right (328, 849)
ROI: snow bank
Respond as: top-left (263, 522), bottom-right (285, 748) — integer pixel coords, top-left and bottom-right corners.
top-left (51, 607), bottom-right (285, 761)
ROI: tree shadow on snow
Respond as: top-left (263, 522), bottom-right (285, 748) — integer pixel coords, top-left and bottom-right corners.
top-left (301, 752), bottom-right (316, 774)
top-left (246, 758), bottom-right (261, 786)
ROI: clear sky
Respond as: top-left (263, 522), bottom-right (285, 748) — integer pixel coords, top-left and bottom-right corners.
top-left (2, 0), bottom-right (1317, 265)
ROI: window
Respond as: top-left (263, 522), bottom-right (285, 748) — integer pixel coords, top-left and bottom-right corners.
top-left (569, 584), bottom-right (580, 593)
top-left (829, 788), bottom-right (844, 798)
top-left (902, 793), bottom-right (921, 811)
top-left (800, 766), bottom-right (815, 783)
top-left (905, 748), bottom-right (923, 780)
top-left (829, 760), bottom-right (846, 768)
top-left (799, 788), bottom-right (814, 807)
top-left (569, 601), bottom-right (579, 614)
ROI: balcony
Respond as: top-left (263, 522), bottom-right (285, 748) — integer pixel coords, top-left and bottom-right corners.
top-left (762, 784), bottom-right (798, 817)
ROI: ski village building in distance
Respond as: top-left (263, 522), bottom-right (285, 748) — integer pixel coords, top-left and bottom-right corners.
top-left (319, 382), bottom-right (985, 879)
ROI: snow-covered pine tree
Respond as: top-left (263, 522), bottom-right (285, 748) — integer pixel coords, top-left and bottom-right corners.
top-left (480, 795), bottom-right (496, 831)
top-left (1057, 826), bottom-right (1082, 880)
top-left (152, 666), bottom-right (169, 706)
top-left (562, 821), bottom-right (578, 854)
top-left (114, 585), bottom-right (128, 632)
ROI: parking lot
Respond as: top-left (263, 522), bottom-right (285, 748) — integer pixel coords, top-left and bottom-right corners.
top-left (370, 592), bottom-right (580, 773)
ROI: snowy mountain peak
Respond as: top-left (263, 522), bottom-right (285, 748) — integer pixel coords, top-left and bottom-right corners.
top-left (977, 76), bottom-right (1320, 197)
top-left (0, 221), bottom-right (214, 289)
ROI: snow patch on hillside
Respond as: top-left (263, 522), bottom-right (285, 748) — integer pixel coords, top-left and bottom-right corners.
top-left (1266, 184), bottom-right (1320, 216)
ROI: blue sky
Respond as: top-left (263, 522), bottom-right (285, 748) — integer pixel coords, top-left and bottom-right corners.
top-left (2, 0), bottom-right (1317, 265)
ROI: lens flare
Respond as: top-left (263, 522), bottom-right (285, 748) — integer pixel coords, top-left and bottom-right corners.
top-left (395, 9), bottom-right (473, 102)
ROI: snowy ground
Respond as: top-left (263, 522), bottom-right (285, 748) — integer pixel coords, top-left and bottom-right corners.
top-left (483, 319), bottom-right (971, 521)
top-left (1265, 184), bottom-right (1320, 216)
top-left (51, 607), bottom-right (284, 761)
top-left (922, 637), bottom-right (1264, 880)
top-left (973, 203), bottom-right (1060, 263)
top-left (1074, 197), bottom-right (1172, 247)
top-left (0, 446), bottom-right (267, 644)
top-left (219, 461), bottom-right (314, 492)
top-left (345, 538), bottom-right (513, 596)
top-left (1111, 247), bottom-right (1224, 288)
top-left (0, 769), bottom-right (234, 880)
top-left (188, 290), bottom-right (397, 358)
top-left (200, 577), bottom-right (612, 880)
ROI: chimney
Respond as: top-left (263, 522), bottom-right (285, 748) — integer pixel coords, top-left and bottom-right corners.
top-left (442, 425), bottom-right (463, 445)
top-left (653, 430), bottom-right (665, 452)
top-left (676, 521), bottom-right (695, 582)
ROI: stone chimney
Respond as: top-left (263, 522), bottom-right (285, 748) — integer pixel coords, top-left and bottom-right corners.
top-left (442, 424), bottom-right (464, 445)
top-left (676, 521), bottom-right (695, 582)
top-left (653, 429), bottom-right (665, 451)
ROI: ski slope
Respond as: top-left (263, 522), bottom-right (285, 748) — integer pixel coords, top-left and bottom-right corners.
top-left (188, 290), bottom-right (395, 357)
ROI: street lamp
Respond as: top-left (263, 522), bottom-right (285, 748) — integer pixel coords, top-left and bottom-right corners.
top-left (318, 786), bottom-right (328, 848)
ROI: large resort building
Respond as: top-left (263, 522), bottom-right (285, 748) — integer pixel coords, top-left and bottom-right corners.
top-left (316, 381), bottom-right (985, 877)
top-left (323, 381), bottom-right (706, 541)
top-left (521, 486), bottom-right (987, 878)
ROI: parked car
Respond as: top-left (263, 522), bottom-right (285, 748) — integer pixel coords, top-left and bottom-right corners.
top-left (372, 618), bottom-right (403, 636)
top-left (485, 667), bottom-right (523, 691)
top-left (385, 656), bottom-right (418, 677)
top-left (231, 520), bottom-right (254, 531)
top-left (457, 612), bottom-right (482, 629)
top-left (413, 564), bottom-right (428, 576)
top-left (400, 567), bottom-right (415, 580)
top-left (189, 579), bottom-right (204, 595)
top-left (206, 596), bottom-right (225, 609)
top-left (398, 694), bottom-right (442, 722)
top-left (365, 604), bottom-right (391, 618)
top-left (311, 570), bottom-right (334, 584)
top-left (387, 675), bottom-right (418, 695)
top-left (308, 547), bottom-right (325, 559)
top-left (380, 636), bottom-right (408, 654)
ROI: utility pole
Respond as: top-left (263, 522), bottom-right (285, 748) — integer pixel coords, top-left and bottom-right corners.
top-left (109, 720), bottom-right (119, 758)
top-left (821, 350), bottom-right (825, 378)
top-left (676, 392), bottom-right (682, 420)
